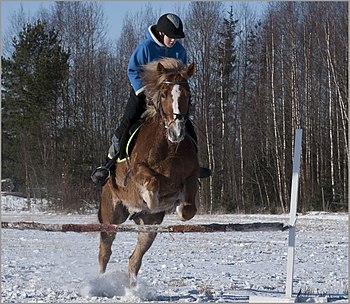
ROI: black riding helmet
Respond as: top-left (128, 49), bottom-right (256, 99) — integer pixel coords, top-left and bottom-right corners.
top-left (156, 13), bottom-right (185, 39)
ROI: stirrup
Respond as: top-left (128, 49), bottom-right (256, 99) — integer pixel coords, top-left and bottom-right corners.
top-left (199, 167), bottom-right (212, 178)
top-left (91, 166), bottom-right (111, 186)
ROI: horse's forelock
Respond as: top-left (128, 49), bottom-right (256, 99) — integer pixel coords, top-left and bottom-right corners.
top-left (142, 58), bottom-right (186, 118)
top-left (142, 59), bottom-right (184, 85)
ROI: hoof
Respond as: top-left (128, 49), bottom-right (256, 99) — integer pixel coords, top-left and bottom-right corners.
top-left (129, 273), bottom-right (137, 288)
top-left (176, 204), bottom-right (196, 221)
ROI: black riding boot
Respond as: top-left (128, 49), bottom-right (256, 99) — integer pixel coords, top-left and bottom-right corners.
top-left (186, 120), bottom-right (212, 179)
top-left (90, 135), bottom-right (120, 186)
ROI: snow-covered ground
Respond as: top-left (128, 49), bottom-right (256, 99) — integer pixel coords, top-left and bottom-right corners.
top-left (1, 194), bottom-right (348, 303)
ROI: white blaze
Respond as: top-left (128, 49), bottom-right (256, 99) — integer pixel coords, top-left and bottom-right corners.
top-left (168, 84), bottom-right (185, 142)
top-left (171, 84), bottom-right (181, 118)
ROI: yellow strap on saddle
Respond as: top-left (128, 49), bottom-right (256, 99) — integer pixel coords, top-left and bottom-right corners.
top-left (117, 125), bottom-right (142, 163)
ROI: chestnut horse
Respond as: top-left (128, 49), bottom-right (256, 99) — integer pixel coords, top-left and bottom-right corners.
top-left (98, 58), bottom-right (199, 287)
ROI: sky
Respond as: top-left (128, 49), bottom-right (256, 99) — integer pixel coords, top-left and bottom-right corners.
top-left (1, 1), bottom-right (189, 41)
top-left (1, 1), bottom-right (267, 43)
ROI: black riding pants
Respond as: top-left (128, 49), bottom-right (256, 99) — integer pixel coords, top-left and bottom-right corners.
top-left (115, 89), bottom-right (147, 140)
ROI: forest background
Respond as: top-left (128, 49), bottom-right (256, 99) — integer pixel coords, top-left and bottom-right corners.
top-left (1, 2), bottom-right (348, 214)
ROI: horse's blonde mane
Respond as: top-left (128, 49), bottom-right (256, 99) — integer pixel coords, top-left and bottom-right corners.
top-left (141, 58), bottom-right (186, 118)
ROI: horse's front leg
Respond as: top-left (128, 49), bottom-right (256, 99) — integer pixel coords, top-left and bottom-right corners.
top-left (99, 231), bottom-right (116, 273)
top-left (98, 182), bottom-right (130, 273)
top-left (176, 175), bottom-right (199, 221)
top-left (128, 212), bottom-right (165, 288)
top-left (132, 163), bottom-right (160, 210)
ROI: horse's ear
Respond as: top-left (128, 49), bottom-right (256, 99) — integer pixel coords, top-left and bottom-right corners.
top-left (157, 62), bottom-right (166, 73)
top-left (181, 62), bottom-right (195, 80)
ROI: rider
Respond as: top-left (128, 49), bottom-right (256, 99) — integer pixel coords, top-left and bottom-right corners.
top-left (91, 13), bottom-right (211, 185)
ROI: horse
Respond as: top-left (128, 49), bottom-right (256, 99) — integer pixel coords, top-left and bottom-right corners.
top-left (98, 58), bottom-right (200, 288)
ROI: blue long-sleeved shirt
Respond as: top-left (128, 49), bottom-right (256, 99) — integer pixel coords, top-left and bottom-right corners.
top-left (128, 26), bottom-right (187, 95)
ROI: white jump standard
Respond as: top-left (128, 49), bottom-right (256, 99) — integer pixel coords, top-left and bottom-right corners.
top-left (250, 128), bottom-right (302, 303)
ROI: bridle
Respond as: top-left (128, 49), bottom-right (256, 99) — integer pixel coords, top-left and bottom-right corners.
top-left (157, 80), bottom-right (190, 128)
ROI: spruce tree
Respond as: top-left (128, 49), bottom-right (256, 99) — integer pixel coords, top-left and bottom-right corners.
top-left (2, 20), bottom-right (69, 198)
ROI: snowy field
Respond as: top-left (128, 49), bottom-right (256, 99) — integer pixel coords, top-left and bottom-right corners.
top-left (1, 195), bottom-right (348, 303)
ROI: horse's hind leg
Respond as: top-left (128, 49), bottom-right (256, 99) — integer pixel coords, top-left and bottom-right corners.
top-left (98, 184), bottom-right (129, 273)
top-left (128, 212), bottom-right (165, 287)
